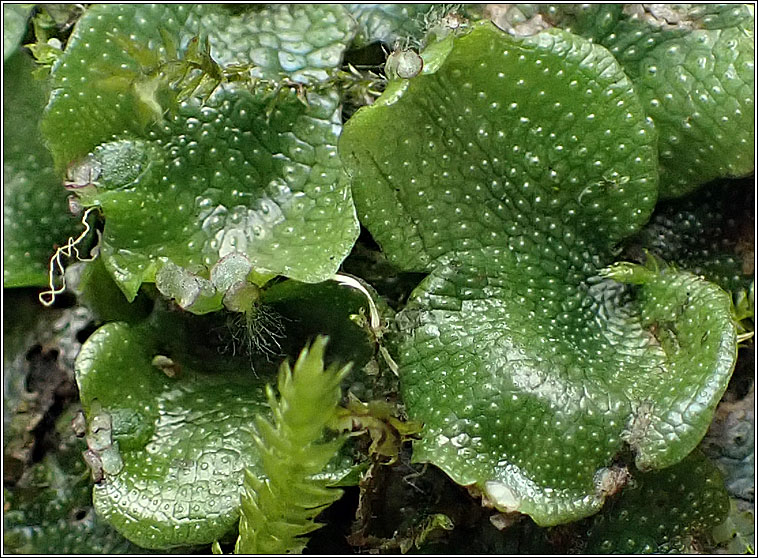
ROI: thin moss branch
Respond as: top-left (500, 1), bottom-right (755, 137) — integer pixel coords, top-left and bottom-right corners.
top-left (232, 336), bottom-right (351, 554)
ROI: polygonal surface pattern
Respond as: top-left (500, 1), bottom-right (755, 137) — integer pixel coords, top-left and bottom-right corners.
top-left (42, 4), bottom-right (359, 300)
top-left (346, 3), bottom-right (433, 47)
top-left (585, 451), bottom-right (730, 553)
top-left (540, 3), bottom-right (755, 197)
top-left (76, 320), bottom-right (268, 548)
top-left (341, 22), bottom-right (737, 525)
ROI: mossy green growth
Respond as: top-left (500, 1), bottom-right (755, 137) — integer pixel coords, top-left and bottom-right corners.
top-left (234, 336), bottom-right (351, 554)
top-left (341, 21), bottom-right (738, 525)
top-left (41, 4), bottom-right (359, 301)
top-left (4, 3), bottom-right (753, 552)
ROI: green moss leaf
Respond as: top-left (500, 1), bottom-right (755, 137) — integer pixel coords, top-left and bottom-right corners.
top-left (539, 4), bottom-right (755, 197)
top-left (341, 22), bottom-right (737, 525)
top-left (41, 4), bottom-right (359, 300)
top-left (3, 50), bottom-right (81, 287)
top-left (235, 337), bottom-right (350, 554)
top-left (585, 451), bottom-right (730, 553)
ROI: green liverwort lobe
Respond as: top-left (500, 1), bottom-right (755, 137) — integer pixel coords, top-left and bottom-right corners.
top-left (74, 281), bottom-right (372, 549)
top-left (585, 450), bottom-right (729, 553)
top-left (341, 22), bottom-right (738, 525)
top-left (537, 4), bottom-right (755, 197)
top-left (346, 4), bottom-right (435, 47)
top-left (42, 4), bottom-right (359, 300)
top-left (76, 317), bottom-right (269, 548)
top-left (3, 51), bottom-right (81, 287)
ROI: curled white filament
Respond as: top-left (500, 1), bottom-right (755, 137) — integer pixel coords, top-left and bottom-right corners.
top-left (39, 206), bottom-right (101, 307)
